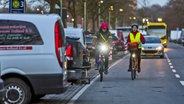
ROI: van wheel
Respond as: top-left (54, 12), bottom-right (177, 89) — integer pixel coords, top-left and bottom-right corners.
top-left (4, 78), bottom-right (31, 104)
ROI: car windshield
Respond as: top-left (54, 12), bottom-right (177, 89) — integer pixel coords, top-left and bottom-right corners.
top-left (86, 37), bottom-right (93, 43)
top-left (147, 26), bottom-right (166, 38)
top-left (145, 37), bottom-right (161, 43)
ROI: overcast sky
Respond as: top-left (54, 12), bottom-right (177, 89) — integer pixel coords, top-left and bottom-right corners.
top-left (137, 0), bottom-right (169, 8)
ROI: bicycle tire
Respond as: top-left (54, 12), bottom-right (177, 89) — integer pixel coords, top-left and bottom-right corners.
top-left (131, 58), bottom-right (135, 80)
top-left (99, 61), bottom-right (104, 82)
top-left (100, 69), bottom-right (103, 82)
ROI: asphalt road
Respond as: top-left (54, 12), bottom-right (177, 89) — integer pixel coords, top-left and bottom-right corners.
top-left (73, 43), bottom-right (184, 104)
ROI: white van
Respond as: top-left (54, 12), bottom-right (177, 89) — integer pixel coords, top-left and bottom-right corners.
top-left (0, 14), bottom-right (68, 104)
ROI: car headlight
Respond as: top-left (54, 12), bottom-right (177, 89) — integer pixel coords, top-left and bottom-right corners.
top-left (156, 46), bottom-right (163, 51)
top-left (142, 47), bottom-right (145, 50)
top-left (163, 41), bottom-right (167, 44)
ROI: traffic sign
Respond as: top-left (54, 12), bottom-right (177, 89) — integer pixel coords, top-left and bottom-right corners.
top-left (9, 0), bottom-right (25, 13)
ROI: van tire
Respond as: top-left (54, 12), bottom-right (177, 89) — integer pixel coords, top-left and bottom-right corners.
top-left (4, 78), bottom-right (32, 104)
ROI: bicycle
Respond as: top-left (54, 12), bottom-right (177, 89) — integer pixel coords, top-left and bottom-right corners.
top-left (128, 42), bottom-right (139, 80)
top-left (96, 43), bottom-right (109, 82)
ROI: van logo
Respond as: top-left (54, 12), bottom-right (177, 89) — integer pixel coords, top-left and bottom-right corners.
top-left (0, 46), bottom-right (32, 50)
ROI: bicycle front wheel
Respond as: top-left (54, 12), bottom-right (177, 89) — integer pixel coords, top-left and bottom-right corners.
top-left (100, 69), bottom-right (103, 82)
top-left (131, 58), bottom-right (135, 80)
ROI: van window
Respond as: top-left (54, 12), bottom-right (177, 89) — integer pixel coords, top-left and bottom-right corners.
top-left (0, 20), bottom-right (43, 45)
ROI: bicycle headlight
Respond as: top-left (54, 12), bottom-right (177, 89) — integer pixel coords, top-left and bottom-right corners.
top-left (100, 44), bottom-right (108, 52)
top-left (132, 53), bottom-right (136, 58)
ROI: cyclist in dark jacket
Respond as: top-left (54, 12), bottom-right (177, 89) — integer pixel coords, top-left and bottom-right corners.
top-left (92, 22), bottom-right (113, 74)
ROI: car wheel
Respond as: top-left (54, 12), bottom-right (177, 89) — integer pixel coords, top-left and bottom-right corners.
top-left (4, 78), bottom-right (31, 104)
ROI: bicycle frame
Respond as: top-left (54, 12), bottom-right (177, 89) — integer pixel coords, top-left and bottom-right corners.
top-left (130, 51), bottom-right (138, 80)
top-left (96, 43), bottom-right (109, 82)
top-left (128, 42), bottom-right (139, 80)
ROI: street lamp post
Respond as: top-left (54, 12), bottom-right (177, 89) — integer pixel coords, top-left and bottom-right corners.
top-left (109, 5), bottom-right (113, 29)
top-left (83, 0), bottom-right (87, 31)
top-left (116, 8), bottom-right (123, 28)
top-left (98, 0), bottom-right (103, 28)
top-left (142, 18), bottom-right (146, 32)
top-left (60, 0), bottom-right (62, 19)
top-left (108, 11), bottom-right (111, 28)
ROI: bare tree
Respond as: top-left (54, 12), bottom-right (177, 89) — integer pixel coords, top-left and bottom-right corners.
top-left (164, 0), bottom-right (184, 30)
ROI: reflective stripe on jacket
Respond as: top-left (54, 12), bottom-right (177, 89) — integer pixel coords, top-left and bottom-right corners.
top-left (130, 32), bottom-right (142, 48)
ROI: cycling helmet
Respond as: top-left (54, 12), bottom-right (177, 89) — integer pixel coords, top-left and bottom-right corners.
top-left (131, 23), bottom-right (139, 28)
top-left (100, 23), bottom-right (108, 29)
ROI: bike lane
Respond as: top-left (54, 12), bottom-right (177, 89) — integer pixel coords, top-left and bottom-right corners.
top-left (72, 52), bottom-right (184, 104)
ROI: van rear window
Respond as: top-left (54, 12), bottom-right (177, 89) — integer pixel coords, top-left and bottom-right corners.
top-left (0, 20), bottom-right (43, 45)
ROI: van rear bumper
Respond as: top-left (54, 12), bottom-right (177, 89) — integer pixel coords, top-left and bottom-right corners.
top-left (27, 74), bottom-right (68, 95)
top-left (67, 67), bottom-right (90, 81)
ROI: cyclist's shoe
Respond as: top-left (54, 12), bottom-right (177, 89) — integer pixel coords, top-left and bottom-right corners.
top-left (138, 67), bottom-right (141, 73)
top-left (128, 68), bottom-right (131, 72)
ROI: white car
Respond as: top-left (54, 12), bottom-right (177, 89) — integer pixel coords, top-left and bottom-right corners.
top-left (141, 36), bottom-right (164, 58)
top-left (0, 14), bottom-right (68, 103)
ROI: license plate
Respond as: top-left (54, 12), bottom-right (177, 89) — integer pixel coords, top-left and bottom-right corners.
top-left (146, 53), bottom-right (155, 56)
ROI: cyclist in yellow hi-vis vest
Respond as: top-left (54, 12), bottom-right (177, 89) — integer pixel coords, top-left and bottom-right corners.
top-left (127, 23), bottom-right (145, 73)
top-left (92, 22), bottom-right (113, 74)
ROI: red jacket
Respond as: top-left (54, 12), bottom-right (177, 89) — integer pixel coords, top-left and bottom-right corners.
top-left (127, 31), bottom-right (145, 43)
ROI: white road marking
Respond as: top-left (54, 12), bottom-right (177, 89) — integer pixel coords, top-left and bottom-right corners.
top-left (175, 74), bottom-right (180, 78)
top-left (180, 81), bottom-right (184, 86)
top-left (172, 69), bottom-right (176, 73)
top-left (170, 66), bottom-right (174, 69)
top-left (168, 60), bottom-right (171, 63)
top-left (165, 53), bottom-right (184, 86)
top-left (169, 63), bottom-right (172, 65)
top-left (67, 75), bottom-right (99, 104)
top-left (67, 54), bottom-right (127, 104)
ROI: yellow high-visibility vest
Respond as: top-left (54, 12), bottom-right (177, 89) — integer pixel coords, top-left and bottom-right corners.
top-left (130, 32), bottom-right (142, 48)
